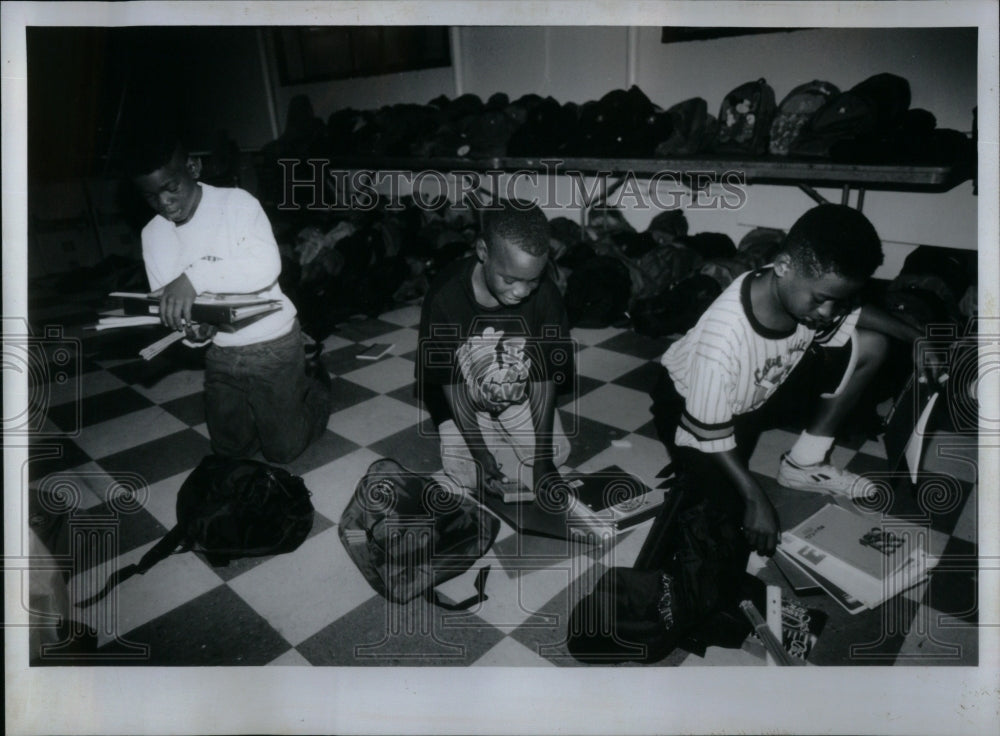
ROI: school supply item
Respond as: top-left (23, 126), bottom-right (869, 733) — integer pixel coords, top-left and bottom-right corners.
top-left (110, 291), bottom-right (283, 325)
top-left (778, 503), bottom-right (939, 613)
top-left (76, 455), bottom-right (314, 607)
top-left (339, 458), bottom-right (500, 607)
top-left (739, 600), bottom-right (802, 666)
top-left (489, 478), bottom-right (536, 504)
top-left (356, 343), bottom-right (394, 361)
top-left (714, 78), bottom-right (777, 156)
top-left (482, 466), bottom-right (662, 540)
top-left (883, 373), bottom-right (945, 483)
top-left (768, 80), bottom-right (840, 156)
top-left (653, 97), bottom-right (719, 157)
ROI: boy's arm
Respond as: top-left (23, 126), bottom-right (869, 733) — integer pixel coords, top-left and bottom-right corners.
top-left (528, 379), bottom-right (561, 494)
top-left (708, 448), bottom-right (781, 556)
top-left (442, 383), bottom-right (505, 491)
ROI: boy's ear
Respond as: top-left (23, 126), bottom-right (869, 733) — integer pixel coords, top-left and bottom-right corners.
top-left (773, 252), bottom-right (792, 277)
top-left (475, 237), bottom-right (488, 262)
top-left (185, 156), bottom-right (202, 180)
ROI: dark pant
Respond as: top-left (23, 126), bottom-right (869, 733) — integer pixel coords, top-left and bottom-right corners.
top-left (204, 322), bottom-right (331, 464)
top-left (636, 367), bottom-right (763, 570)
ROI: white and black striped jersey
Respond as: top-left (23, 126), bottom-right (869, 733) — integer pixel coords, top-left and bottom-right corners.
top-left (661, 267), bottom-right (859, 453)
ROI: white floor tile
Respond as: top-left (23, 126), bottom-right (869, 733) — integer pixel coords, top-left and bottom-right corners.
top-left (70, 541), bottom-right (224, 646)
top-left (320, 333), bottom-right (354, 352)
top-left (228, 527), bottom-right (377, 646)
top-left (327, 395), bottom-right (423, 446)
top-left (130, 369), bottom-right (204, 403)
top-left (473, 635), bottom-right (555, 666)
top-left (379, 304), bottom-right (422, 327)
top-left (573, 384), bottom-right (653, 433)
top-left (574, 433), bottom-right (671, 489)
top-left (49, 370), bottom-right (127, 406)
top-left (138, 470), bottom-right (189, 528)
top-left (340, 356), bottom-right (416, 394)
top-left (575, 346), bottom-right (646, 382)
top-left (371, 326), bottom-right (420, 356)
top-left (72, 406), bottom-right (188, 459)
top-left (570, 326), bottom-right (625, 347)
top-left (748, 429), bottom-right (799, 476)
top-left (33, 462), bottom-right (113, 511)
top-left (267, 648), bottom-right (312, 666)
top-left (300, 447), bottom-right (383, 523)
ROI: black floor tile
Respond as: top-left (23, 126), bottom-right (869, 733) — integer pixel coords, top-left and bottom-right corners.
top-left (206, 512), bottom-right (337, 583)
top-left (46, 386), bottom-right (155, 432)
top-left (73, 503), bottom-right (170, 561)
top-left (94, 585), bottom-right (292, 665)
top-left (610, 360), bottom-right (664, 394)
top-left (385, 382), bottom-right (421, 408)
top-left (367, 420), bottom-right (443, 475)
top-left (282, 429), bottom-right (361, 477)
top-left (556, 374), bottom-right (604, 409)
top-left (28, 438), bottom-right (95, 481)
top-left (921, 536), bottom-right (977, 624)
top-left (594, 331), bottom-right (671, 360)
top-left (296, 593), bottom-right (506, 666)
top-left (160, 392), bottom-right (206, 426)
top-left (558, 410), bottom-right (628, 469)
top-left (334, 317), bottom-right (402, 343)
top-left (96, 429), bottom-right (212, 486)
top-left (320, 344), bottom-right (370, 376)
top-left (327, 377), bottom-right (379, 413)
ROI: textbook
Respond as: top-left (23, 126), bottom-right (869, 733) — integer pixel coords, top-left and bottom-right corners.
top-left (356, 343), bottom-right (394, 361)
top-left (110, 291), bottom-right (282, 325)
top-left (779, 504), bottom-right (938, 611)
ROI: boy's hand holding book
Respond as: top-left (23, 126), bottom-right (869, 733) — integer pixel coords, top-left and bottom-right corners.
top-left (152, 273), bottom-right (197, 331)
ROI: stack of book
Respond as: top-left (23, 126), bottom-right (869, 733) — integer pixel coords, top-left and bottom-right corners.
top-left (776, 503), bottom-right (939, 615)
top-left (92, 291), bottom-right (283, 360)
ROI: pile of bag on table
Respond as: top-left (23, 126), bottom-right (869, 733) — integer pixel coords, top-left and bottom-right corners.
top-left (258, 73), bottom-right (974, 167)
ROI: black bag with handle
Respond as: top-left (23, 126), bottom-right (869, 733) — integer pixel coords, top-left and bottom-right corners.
top-left (78, 455), bottom-right (315, 606)
top-left (339, 458), bottom-right (500, 608)
top-left (566, 481), bottom-right (749, 664)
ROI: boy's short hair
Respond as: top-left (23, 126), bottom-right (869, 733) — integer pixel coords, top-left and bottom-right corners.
top-left (482, 201), bottom-right (550, 257)
top-left (782, 204), bottom-right (884, 281)
top-left (121, 114), bottom-right (191, 179)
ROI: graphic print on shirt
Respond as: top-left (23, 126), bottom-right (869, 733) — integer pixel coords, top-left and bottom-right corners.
top-left (456, 326), bottom-right (530, 413)
top-left (750, 337), bottom-right (808, 406)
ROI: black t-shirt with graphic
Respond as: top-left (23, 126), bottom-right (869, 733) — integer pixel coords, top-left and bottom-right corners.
top-left (417, 256), bottom-right (572, 427)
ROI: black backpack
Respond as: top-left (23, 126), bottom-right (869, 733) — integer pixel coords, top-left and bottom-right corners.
top-left (715, 78), bottom-right (777, 156)
top-left (78, 455), bottom-right (314, 606)
top-left (566, 488), bottom-right (749, 665)
top-left (768, 80), bottom-right (840, 156)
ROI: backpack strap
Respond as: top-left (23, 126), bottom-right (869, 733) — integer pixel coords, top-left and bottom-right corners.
top-left (74, 525), bottom-right (185, 608)
top-left (426, 565), bottom-right (491, 611)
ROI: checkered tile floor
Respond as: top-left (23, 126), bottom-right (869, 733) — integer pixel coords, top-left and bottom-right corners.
top-left (23, 285), bottom-right (979, 667)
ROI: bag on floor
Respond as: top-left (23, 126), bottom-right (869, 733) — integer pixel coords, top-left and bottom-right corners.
top-left (77, 455), bottom-right (315, 606)
top-left (715, 78), bottom-right (777, 156)
top-left (339, 458), bottom-right (500, 608)
top-left (567, 490), bottom-right (747, 664)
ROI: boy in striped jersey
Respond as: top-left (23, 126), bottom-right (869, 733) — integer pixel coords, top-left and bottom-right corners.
top-left (648, 204), bottom-right (934, 558)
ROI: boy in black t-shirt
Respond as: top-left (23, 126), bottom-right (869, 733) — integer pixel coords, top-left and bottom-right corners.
top-left (418, 202), bottom-right (572, 500)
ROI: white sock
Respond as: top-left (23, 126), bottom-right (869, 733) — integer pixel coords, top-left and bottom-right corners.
top-left (788, 431), bottom-right (835, 466)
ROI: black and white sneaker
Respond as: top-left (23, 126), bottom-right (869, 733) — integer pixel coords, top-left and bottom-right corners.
top-left (776, 453), bottom-right (875, 498)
